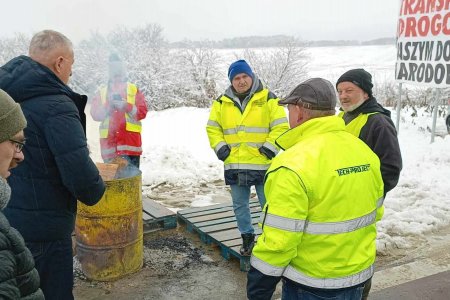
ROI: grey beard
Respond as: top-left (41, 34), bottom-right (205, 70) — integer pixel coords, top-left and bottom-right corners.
top-left (0, 177), bottom-right (11, 210)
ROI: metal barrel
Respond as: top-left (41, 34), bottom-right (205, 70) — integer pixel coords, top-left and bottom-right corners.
top-left (75, 172), bottom-right (143, 281)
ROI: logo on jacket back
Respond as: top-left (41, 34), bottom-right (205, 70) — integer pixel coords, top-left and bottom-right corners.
top-left (336, 164), bottom-right (370, 176)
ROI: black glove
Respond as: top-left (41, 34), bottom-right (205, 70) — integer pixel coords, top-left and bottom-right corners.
top-left (217, 145), bottom-right (231, 161)
top-left (259, 146), bottom-right (275, 159)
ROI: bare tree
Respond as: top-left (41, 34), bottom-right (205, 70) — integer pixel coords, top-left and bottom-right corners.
top-left (238, 38), bottom-right (309, 98)
top-left (174, 40), bottom-right (223, 107)
top-left (0, 33), bottom-right (30, 65)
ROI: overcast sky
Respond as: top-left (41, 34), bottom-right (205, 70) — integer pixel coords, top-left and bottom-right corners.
top-left (1, 0), bottom-right (401, 43)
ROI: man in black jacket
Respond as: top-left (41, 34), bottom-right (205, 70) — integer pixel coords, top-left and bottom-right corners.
top-left (0, 30), bottom-right (106, 300)
top-left (336, 68), bottom-right (403, 300)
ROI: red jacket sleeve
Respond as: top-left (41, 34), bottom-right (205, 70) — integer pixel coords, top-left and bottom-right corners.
top-left (90, 92), bottom-right (109, 121)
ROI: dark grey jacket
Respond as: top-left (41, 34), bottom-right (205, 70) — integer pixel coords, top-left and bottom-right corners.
top-left (0, 180), bottom-right (44, 299)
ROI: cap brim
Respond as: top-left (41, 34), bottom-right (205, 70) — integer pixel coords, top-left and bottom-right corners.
top-left (278, 96), bottom-right (297, 105)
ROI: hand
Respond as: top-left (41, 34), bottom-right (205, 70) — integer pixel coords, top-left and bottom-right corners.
top-left (111, 100), bottom-right (126, 111)
top-left (259, 146), bottom-right (275, 159)
top-left (217, 145), bottom-right (231, 161)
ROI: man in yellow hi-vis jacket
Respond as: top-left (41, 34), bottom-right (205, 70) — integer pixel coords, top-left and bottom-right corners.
top-left (247, 78), bottom-right (384, 299)
top-left (206, 60), bottom-right (289, 256)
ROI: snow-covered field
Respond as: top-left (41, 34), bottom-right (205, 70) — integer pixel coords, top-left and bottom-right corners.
top-left (87, 45), bottom-right (450, 254)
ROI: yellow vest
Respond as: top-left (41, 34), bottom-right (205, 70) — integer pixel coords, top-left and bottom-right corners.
top-left (99, 83), bottom-right (142, 138)
top-left (251, 116), bottom-right (384, 289)
top-left (338, 111), bottom-right (384, 220)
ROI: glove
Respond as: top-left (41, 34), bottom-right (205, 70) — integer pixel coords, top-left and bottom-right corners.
top-left (259, 146), bottom-right (275, 159)
top-left (217, 145), bottom-right (231, 161)
top-left (111, 100), bottom-right (127, 111)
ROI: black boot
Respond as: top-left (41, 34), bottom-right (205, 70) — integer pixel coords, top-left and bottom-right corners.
top-left (240, 233), bottom-right (255, 256)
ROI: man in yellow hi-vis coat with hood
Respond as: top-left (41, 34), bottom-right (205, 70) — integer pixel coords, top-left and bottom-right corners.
top-left (206, 60), bottom-right (289, 256)
top-left (247, 78), bottom-right (384, 300)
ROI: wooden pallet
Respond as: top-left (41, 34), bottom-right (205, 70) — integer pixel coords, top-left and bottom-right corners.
top-left (142, 197), bottom-right (177, 233)
top-left (177, 199), bottom-right (263, 271)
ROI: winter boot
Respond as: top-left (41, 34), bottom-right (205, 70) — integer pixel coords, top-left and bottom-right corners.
top-left (240, 233), bottom-right (255, 256)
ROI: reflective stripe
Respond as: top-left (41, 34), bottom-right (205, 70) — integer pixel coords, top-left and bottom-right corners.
top-left (270, 117), bottom-right (288, 128)
top-left (242, 126), bottom-right (269, 133)
top-left (214, 141), bottom-right (228, 153)
top-left (229, 143), bottom-right (241, 148)
top-left (260, 213), bottom-right (306, 232)
top-left (247, 142), bottom-right (264, 148)
top-left (224, 163), bottom-right (270, 171)
top-left (223, 128), bottom-right (237, 135)
top-left (223, 126), bottom-right (269, 135)
top-left (261, 207), bottom-right (380, 234)
top-left (305, 210), bottom-right (376, 234)
top-left (377, 197), bottom-right (384, 208)
top-left (262, 142), bottom-right (279, 155)
top-left (283, 264), bottom-right (374, 289)
top-left (117, 145), bottom-right (142, 152)
top-left (250, 256), bottom-right (285, 277)
top-left (207, 120), bottom-right (221, 128)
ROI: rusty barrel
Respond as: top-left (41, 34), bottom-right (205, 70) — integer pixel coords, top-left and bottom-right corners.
top-left (75, 172), bottom-right (143, 281)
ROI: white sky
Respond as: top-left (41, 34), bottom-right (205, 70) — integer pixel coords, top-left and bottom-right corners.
top-left (1, 0), bottom-right (401, 43)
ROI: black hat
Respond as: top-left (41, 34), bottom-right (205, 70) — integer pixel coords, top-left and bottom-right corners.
top-left (336, 68), bottom-right (373, 97)
top-left (279, 78), bottom-right (336, 110)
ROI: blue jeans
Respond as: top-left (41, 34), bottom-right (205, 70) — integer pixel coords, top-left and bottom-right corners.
top-left (230, 184), bottom-right (266, 234)
top-left (27, 237), bottom-right (74, 300)
top-left (282, 278), bottom-right (365, 300)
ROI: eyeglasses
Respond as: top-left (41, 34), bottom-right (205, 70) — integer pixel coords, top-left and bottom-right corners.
top-left (9, 139), bottom-right (26, 153)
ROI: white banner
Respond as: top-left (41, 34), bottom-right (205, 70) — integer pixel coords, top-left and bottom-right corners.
top-left (395, 0), bottom-right (450, 87)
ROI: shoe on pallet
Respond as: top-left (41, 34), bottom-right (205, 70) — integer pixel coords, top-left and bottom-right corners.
top-left (240, 233), bottom-right (255, 256)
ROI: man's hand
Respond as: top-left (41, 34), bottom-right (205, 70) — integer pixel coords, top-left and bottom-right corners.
top-left (111, 100), bottom-right (127, 111)
top-left (217, 145), bottom-right (231, 161)
top-left (259, 146), bottom-right (275, 159)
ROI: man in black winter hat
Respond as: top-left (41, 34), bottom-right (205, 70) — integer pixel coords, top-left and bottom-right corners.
top-left (336, 68), bottom-right (403, 300)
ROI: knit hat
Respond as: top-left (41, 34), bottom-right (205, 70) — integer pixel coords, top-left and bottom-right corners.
top-left (228, 60), bottom-right (254, 82)
top-left (0, 89), bottom-right (26, 143)
top-left (279, 78), bottom-right (336, 110)
top-left (108, 53), bottom-right (126, 78)
top-left (336, 68), bottom-right (373, 97)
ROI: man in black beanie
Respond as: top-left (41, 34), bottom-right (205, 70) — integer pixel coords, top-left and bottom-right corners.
top-left (336, 68), bottom-right (403, 300)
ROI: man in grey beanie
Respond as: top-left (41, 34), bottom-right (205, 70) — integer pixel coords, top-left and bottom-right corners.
top-left (0, 89), bottom-right (44, 299)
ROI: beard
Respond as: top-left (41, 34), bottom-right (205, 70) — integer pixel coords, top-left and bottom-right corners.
top-left (341, 97), bottom-right (366, 112)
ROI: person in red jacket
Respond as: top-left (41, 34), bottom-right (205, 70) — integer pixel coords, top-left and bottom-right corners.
top-left (90, 53), bottom-right (148, 170)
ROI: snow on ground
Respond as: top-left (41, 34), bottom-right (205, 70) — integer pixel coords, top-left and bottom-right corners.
top-left (133, 106), bottom-right (450, 253)
top-left (86, 44), bottom-right (450, 253)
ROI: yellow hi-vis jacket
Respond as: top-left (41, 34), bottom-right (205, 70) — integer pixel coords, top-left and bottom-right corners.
top-left (206, 81), bottom-right (289, 185)
top-left (251, 116), bottom-right (384, 289)
top-left (338, 111), bottom-right (385, 221)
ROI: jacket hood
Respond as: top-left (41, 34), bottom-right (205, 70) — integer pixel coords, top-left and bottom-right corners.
top-left (344, 97), bottom-right (391, 118)
top-left (0, 55), bottom-right (86, 104)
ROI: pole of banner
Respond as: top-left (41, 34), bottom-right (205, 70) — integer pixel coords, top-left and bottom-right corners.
top-left (430, 88), bottom-right (440, 143)
top-left (396, 83), bottom-right (402, 132)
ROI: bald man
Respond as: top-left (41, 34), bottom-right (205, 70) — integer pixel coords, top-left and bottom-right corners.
top-left (0, 30), bottom-right (105, 300)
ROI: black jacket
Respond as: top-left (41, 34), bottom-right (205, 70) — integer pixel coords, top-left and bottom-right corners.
top-left (342, 97), bottom-right (402, 194)
top-left (0, 55), bottom-right (105, 242)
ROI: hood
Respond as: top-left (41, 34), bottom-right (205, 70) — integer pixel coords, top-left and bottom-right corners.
top-left (0, 56), bottom-right (75, 102)
top-left (223, 76), bottom-right (264, 112)
top-left (0, 56), bottom-right (88, 128)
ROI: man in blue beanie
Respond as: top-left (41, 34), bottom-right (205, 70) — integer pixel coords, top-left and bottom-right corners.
top-left (206, 59), bottom-right (289, 256)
